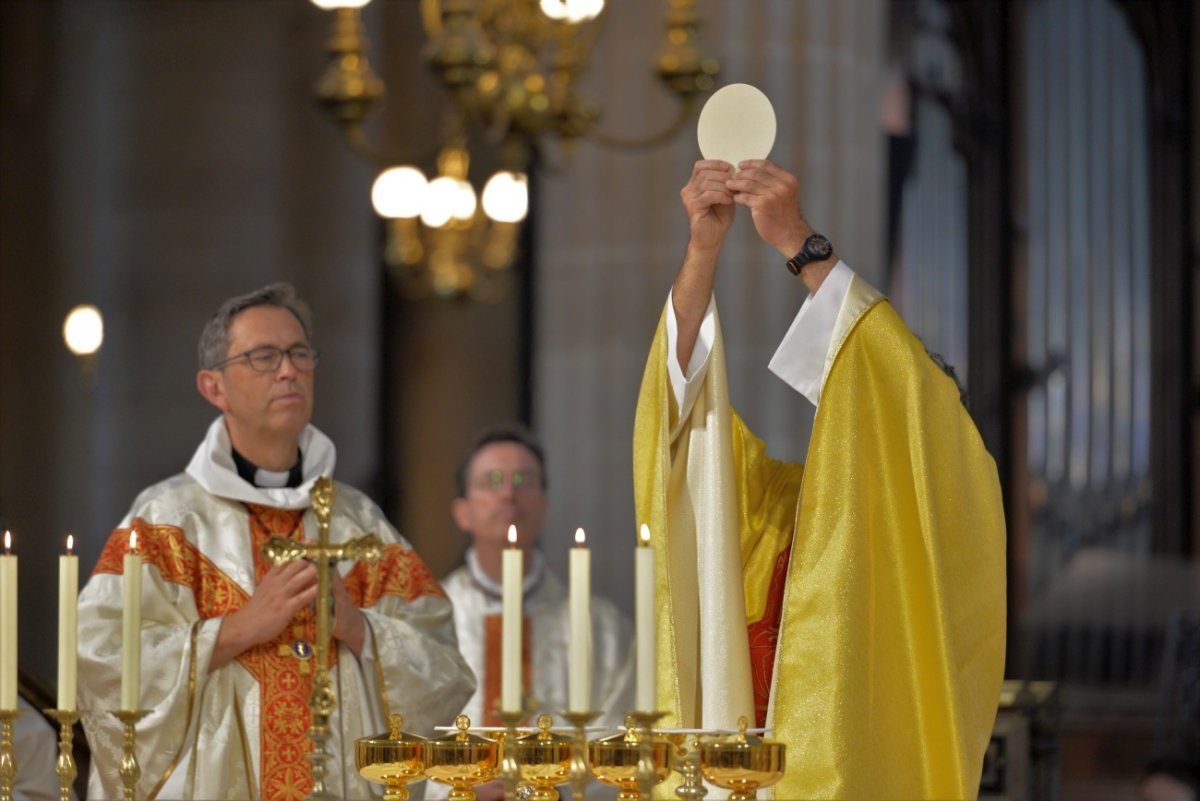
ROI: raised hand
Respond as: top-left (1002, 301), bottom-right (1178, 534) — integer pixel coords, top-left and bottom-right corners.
top-left (681, 159), bottom-right (736, 255)
top-left (726, 160), bottom-right (810, 258)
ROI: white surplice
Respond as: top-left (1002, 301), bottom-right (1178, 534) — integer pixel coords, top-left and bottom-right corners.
top-left (441, 548), bottom-right (635, 728)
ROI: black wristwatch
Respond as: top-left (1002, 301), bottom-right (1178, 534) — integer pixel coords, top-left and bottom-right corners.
top-left (785, 233), bottom-right (834, 275)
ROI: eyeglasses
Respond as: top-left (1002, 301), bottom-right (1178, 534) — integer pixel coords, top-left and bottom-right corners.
top-left (470, 469), bottom-right (542, 494)
top-left (209, 345), bottom-right (320, 373)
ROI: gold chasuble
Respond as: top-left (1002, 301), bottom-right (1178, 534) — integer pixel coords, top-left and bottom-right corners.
top-left (633, 283), bottom-right (1006, 799)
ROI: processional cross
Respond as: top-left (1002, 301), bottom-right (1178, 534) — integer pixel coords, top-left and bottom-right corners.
top-left (262, 476), bottom-right (383, 801)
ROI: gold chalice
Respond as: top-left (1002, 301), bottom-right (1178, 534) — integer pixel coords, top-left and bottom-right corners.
top-left (587, 714), bottom-right (672, 801)
top-left (425, 715), bottom-right (499, 801)
top-left (355, 713), bottom-right (427, 801)
top-left (698, 716), bottom-right (784, 801)
top-left (514, 713), bottom-right (573, 801)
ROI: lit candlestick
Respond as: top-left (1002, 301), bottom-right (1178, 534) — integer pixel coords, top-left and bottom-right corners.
top-left (0, 531), bottom-right (16, 710)
top-left (635, 523), bottom-right (656, 711)
top-left (58, 534), bottom-right (79, 711)
top-left (568, 527), bottom-right (591, 712)
top-left (120, 530), bottom-right (142, 711)
top-left (501, 524), bottom-right (523, 713)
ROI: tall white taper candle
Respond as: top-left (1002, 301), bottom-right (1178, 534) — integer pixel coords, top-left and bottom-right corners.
top-left (568, 528), bottom-right (591, 712)
top-left (120, 530), bottom-right (142, 711)
top-left (501, 524), bottom-right (523, 713)
top-left (635, 523), bottom-right (656, 711)
top-left (58, 534), bottom-right (79, 711)
top-left (0, 531), bottom-right (17, 711)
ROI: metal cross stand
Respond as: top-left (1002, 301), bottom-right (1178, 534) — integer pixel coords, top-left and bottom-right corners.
top-left (262, 476), bottom-right (382, 801)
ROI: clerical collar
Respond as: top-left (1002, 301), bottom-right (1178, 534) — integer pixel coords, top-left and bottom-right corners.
top-left (231, 447), bottom-right (303, 489)
top-left (465, 546), bottom-right (544, 599)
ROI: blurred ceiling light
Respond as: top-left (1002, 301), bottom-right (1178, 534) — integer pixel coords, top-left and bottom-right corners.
top-left (308, 0), bottom-right (719, 299)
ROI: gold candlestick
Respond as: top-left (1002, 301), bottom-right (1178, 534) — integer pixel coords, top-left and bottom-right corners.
top-left (44, 710), bottom-right (80, 801)
top-left (494, 709), bottom-right (528, 801)
top-left (110, 709), bottom-right (149, 801)
top-left (0, 708), bottom-right (25, 801)
top-left (263, 476), bottom-right (382, 801)
top-left (628, 711), bottom-right (668, 801)
top-left (559, 710), bottom-right (600, 801)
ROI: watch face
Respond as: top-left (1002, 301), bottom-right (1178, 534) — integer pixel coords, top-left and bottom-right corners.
top-left (805, 234), bottom-right (833, 260)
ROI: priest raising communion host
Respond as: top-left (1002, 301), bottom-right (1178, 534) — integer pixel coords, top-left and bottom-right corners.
top-left (633, 159), bottom-right (1006, 800)
top-left (76, 283), bottom-right (475, 800)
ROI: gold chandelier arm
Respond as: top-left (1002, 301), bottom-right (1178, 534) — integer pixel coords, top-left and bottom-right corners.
top-left (583, 94), bottom-right (702, 150)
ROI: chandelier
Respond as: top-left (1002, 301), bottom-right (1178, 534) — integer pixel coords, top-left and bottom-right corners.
top-left (309, 0), bottom-right (719, 299)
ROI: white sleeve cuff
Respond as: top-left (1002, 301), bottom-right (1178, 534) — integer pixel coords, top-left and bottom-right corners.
top-left (767, 260), bottom-right (854, 407)
top-left (665, 289), bottom-right (716, 419)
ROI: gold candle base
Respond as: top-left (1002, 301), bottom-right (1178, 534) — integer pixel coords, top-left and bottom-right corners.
top-left (494, 709), bottom-right (529, 801)
top-left (661, 731), bottom-right (706, 800)
top-left (628, 712), bottom-right (668, 801)
top-left (559, 710), bottom-right (600, 801)
top-left (110, 710), bottom-right (150, 801)
top-left (0, 708), bottom-right (26, 801)
top-left (44, 710), bottom-right (80, 801)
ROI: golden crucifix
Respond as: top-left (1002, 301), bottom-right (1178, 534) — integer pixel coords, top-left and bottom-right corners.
top-left (262, 476), bottom-right (382, 801)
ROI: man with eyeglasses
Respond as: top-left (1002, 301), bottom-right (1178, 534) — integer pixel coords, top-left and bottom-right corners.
top-left (76, 282), bottom-right (475, 801)
top-left (435, 425), bottom-right (634, 798)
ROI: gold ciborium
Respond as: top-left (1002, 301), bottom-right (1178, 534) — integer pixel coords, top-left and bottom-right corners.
top-left (513, 713), bottom-right (572, 801)
top-left (356, 713), bottom-right (427, 801)
top-left (587, 714), bottom-right (672, 801)
top-left (698, 716), bottom-right (784, 801)
top-left (425, 715), bottom-right (499, 801)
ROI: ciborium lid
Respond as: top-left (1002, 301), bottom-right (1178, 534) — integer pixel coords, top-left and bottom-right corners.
top-left (698, 716), bottom-right (785, 801)
top-left (425, 715), bottom-right (499, 800)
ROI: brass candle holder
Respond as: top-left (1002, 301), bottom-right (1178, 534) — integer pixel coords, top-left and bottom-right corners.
top-left (588, 713), bottom-right (672, 801)
top-left (44, 710), bottom-right (81, 801)
top-left (493, 708), bottom-right (528, 801)
top-left (355, 713), bottom-right (427, 801)
top-left (697, 717), bottom-right (784, 801)
top-left (661, 729), bottom-right (707, 800)
top-left (513, 714), bottom-right (572, 801)
top-left (0, 708), bottom-right (24, 801)
top-left (109, 709), bottom-right (150, 801)
top-left (559, 710), bottom-right (601, 801)
top-left (424, 715), bottom-right (498, 801)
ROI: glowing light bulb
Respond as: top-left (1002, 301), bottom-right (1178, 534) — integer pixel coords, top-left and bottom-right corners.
top-left (540, 0), bottom-right (603, 23)
top-left (310, 0), bottom-right (371, 10)
top-left (63, 305), bottom-right (104, 355)
top-left (422, 176), bottom-right (476, 227)
top-left (482, 171), bottom-right (529, 223)
top-left (372, 166), bottom-right (428, 219)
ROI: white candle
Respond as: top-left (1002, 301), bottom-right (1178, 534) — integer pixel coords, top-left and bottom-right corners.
top-left (121, 530), bottom-right (143, 711)
top-left (500, 524), bottom-right (523, 713)
top-left (0, 531), bottom-right (17, 710)
top-left (635, 523), bottom-right (656, 712)
top-left (568, 528), bottom-right (591, 712)
top-left (58, 534), bottom-right (79, 711)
